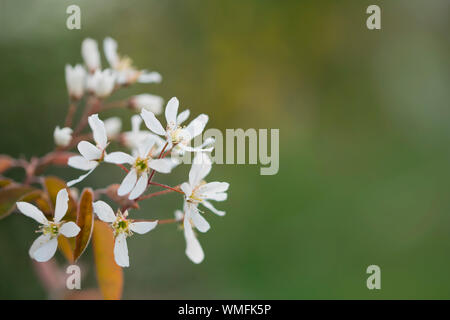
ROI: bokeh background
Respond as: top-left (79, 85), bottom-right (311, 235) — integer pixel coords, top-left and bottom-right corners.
top-left (1, 0), bottom-right (449, 299)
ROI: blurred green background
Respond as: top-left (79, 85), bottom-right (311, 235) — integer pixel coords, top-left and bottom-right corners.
top-left (1, 0), bottom-right (449, 299)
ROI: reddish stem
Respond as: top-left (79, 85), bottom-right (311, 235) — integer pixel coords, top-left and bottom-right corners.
top-left (116, 164), bottom-right (129, 173)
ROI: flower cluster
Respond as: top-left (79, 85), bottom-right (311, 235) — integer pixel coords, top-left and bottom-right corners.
top-left (14, 37), bottom-right (229, 268)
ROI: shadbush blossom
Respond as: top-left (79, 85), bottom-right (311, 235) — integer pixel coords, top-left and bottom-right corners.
top-left (93, 200), bottom-right (157, 267)
top-left (1, 37), bottom-right (228, 299)
top-left (16, 189), bottom-right (80, 262)
top-left (67, 114), bottom-right (109, 186)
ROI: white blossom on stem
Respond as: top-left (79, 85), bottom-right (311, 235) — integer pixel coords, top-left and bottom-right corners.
top-left (81, 38), bottom-right (101, 73)
top-left (67, 114), bottom-right (109, 186)
top-left (53, 126), bottom-right (73, 147)
top-left (93, 200), bottom-right (157, 267)
top-left (140, 97), bottom-right (210, 152)
top-left (103, 37), bottom-right (161, 85)
top-left (16, 189), bottom-right (80, 262)
top-left (181, 153), bottom-right (229, 234)
top-left (104, 137), bottom-right (175, 200)
top-left (65, 64), bottom-right (86, 100)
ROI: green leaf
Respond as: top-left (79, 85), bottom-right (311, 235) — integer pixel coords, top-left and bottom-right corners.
top-left (93, 220), bottom-right (123, 300)
top-left (0, 185), bottom-right (35, 219)
top-left (73, 188), bottom-right (94, 261)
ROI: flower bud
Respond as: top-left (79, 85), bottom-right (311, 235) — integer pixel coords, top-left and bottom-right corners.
top-left (87, 69), bottom-right (116, 98)
top-left (129, 94), bottom-right (163, 114)
top-left (53, 126), bottom-right (73, 147)
top-left (65, 64), bottom-right (86, 100)
top-left (81, 38), bottom-right (101, 72)
top-left (104, 117), bottom-right (122, 139)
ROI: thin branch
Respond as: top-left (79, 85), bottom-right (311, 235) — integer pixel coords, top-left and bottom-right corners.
top-left (64, 101), bottom-right (78, 128)
top-left (137, 184), bottom-right (181, 201)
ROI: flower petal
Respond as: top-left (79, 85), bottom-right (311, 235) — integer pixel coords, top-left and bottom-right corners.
top-left (104, 152), bottom-right (134, 165)
top-left (165, 97), bottom-right (179, 126)
top-left (149, 159), bottom-right (173, 174)
top-left (138, 137), bottom-right (155, 158)
top-left (205, 192), bottom-right (227, 201)
top-left (189, 153), bottom-right (212, 187)
top-left (88, 114), bottom-right (108, 149)
top-left (60, 221), bottom-right (81, 237)
top-left (185, 114), bottom-right (208, 139)
top-left (93, 200), bottom-right (117, 223)
top-left (29, 234), bottom-right (51, 259)
top-left (32, 237), bottom-right (58, 262)
top-left (68, 156), bottom-right (98, 171)
top-left (176, 109), bottom-right (190, 125)
top-left (180, 183), bottom-right (192, 197)
top-left (130, 221), bottom-right (157, 234)
top-left (118, 169), bottom-right (137, 196)
top-left (179, 144), bottom-right (214, 153)
top-left (78, 141), bottom-right (102, 161)
top-left (129, 172), bottom-right (148, 200)
top-left (141, 109), bottom-right (166, 136)
top-left (67, 168), bottom-right (96, 187)
top-left (201, 200), bottom-right (226, 216)
top-left (114, 233), bottom-right (129, 267)
top-left (198, 182), bottom-right (229, 195)
top-left (189, 206), bottom-right (210, 233)
top-left (16, 202), bottom-right (48, 225)
top-left (184, 217), bottom-right (204, 264)
top-left (54, 188), bottom-right (69, 222)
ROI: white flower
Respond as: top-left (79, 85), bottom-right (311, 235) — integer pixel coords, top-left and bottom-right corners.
top-left (104, 117), bottom-right (122, 139)
top-left (129, 94), bottom-right (163, 114)
top-left (103, 37), bottom-right (162, 85)
top-left (81, 38), bottom-right (101, 72)
top-left (16, 189), bottom-right (80, 262)
top-left (181, 153), bottom-right (229, 233)
top-left (67, 114), bottom-right (108, 186)
top-left (104, 137), bottom-right (175, 200)
top-left (87, 69), bottom-right (116, 98)
top-left (140, 97), bottom-right (210, 152)
top-left (65, 64), bottom-right (86, 100)
top-left (122, 115), bottom-right (165, 153)
top-left (93, 201), bottom-right (157, 267)
top-left (175, 210), bottom-right (204, 264)
top-left (53, 126), bottom-right (73, 147)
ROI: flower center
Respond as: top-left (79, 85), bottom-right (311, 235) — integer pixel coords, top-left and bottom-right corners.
top-left (187, 181), bottom-right (207, 204)
top-left (133, 157), bottom-right (149, 174)
top-left (112, 212), bottom-right (133, 237)
top-left (39, 221), bottom-right (60, 238)
top-left (168, 126), bottom-right (186, 143)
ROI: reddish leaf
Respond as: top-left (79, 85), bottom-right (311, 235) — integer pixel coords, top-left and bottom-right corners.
top-left (73, 188), bottom-right (94, 261)
top-left (58, 236), bottom-right (75, 263)
top-left (92, 220), bottom-right (123, 300)
top-left (0, 185), bottom-right (35, 219)
top-left (0, 178), bottom-right (13, 188)
top-left (42, 176), bottom-right (77, 221)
